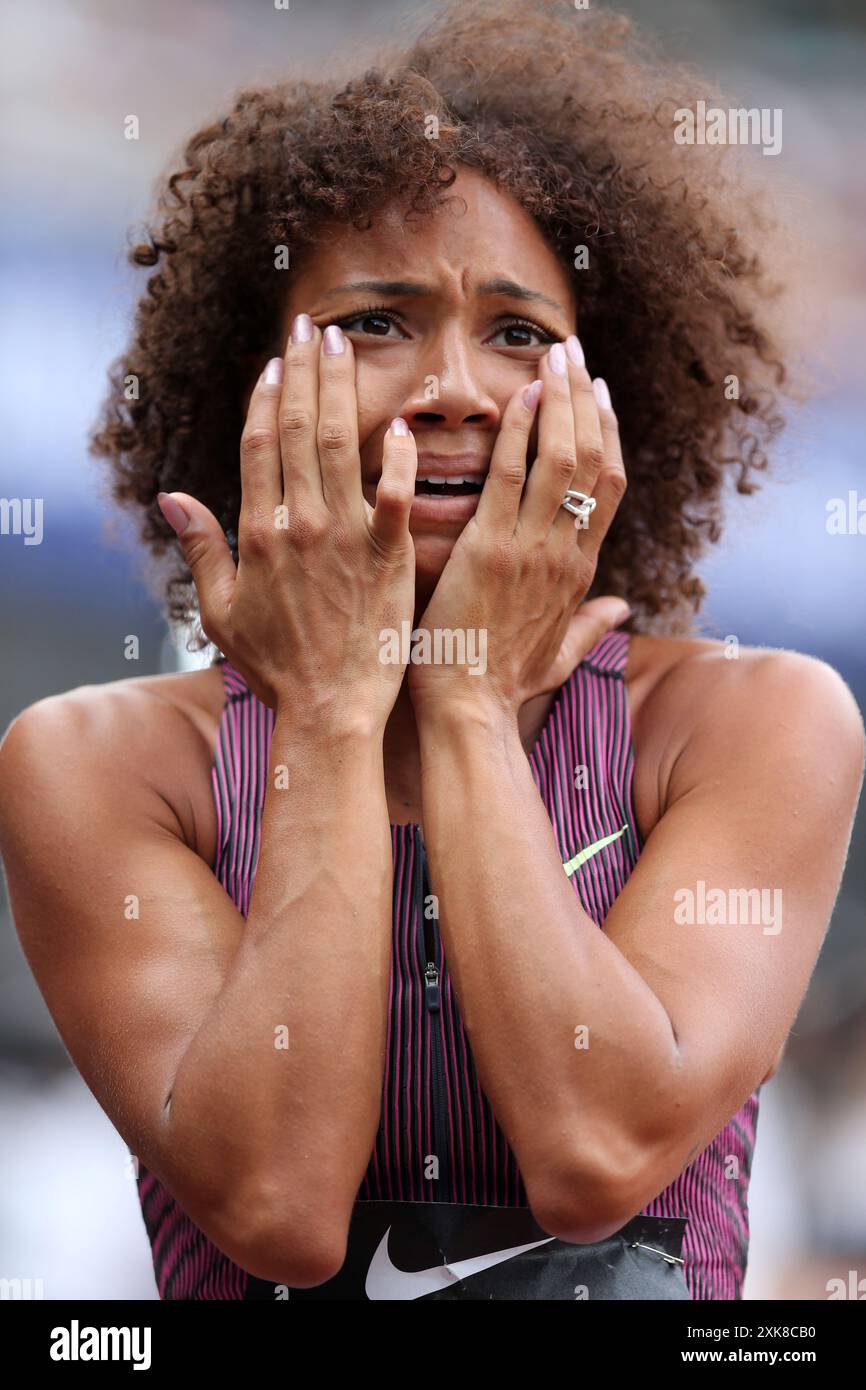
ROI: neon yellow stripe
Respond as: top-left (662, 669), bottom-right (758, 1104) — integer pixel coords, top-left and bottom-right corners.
top-left (563, 824), bottom-right (629, 878)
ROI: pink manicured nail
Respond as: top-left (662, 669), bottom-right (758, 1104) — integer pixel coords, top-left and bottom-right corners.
top-left (548, 342), bottom-right (567, 376)
top-left (390, 417), bottom-right (409, 436)
top-left (157, 492), bottom-right (190, 536)
top-left (565, 335), bottom-right (585, 368)
top-left (263, 357), bottom-right (283, 385)
top-left (323, 325), bottom-right (345, 355)
top-left (592, 377), bottom-right (611, 409)
top-left (291, 313), bottom-right (313, 344)
top-left (522, 379), bottom-right (543, 411)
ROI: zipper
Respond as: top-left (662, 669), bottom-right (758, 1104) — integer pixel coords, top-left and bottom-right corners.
top-left (416, 826), bottom-right (449, 1201)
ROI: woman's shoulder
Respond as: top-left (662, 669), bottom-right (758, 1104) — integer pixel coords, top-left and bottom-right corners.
top-left (624, 631), bottom-right (864, 837)
top-left (625, 630), bottom-right (860, 720)
top-left (0, 665), bottom-right (227, 863)
top-left (0, 664), bottom-right (226, 757)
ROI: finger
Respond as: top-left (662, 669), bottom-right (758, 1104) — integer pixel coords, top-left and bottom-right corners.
top-left (519, 341), bottom-right (577, 539)
top-left (579, 378), bottom-right (627, 561)
top-left (157, 491), bottom-right (236, 645)
top-left (316, 323), bottom-right (365, 521)
top-left (474, 377), bottom-right (541, 539)
top-left (371, 417), bottom-right (417, 551)
top-left (550, 338), bottom-right (606, 547)
top-left (278, 313), bottom-right (325, 509)
top-left (239, 357), bottom-right (284, 536)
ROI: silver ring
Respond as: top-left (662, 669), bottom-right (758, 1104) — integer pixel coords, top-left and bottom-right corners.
top-left (561, 490), bottom-right (597, 520)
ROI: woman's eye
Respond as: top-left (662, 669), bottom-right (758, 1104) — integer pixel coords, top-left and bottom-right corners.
top-left (338, 311), bottom-right (403, 338)
top-left (489, 322), bottom-right (555, 349)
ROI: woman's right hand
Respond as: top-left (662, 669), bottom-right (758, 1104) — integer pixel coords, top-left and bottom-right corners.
top-left (156, 317), bottom-right (418, 729)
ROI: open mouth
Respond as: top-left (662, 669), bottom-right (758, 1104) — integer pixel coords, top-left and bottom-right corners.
top-left (414, 477), bottom-right (485, 497)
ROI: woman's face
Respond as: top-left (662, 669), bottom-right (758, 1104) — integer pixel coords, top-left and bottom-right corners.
top-left (281, 165), bottom-right (577, 602)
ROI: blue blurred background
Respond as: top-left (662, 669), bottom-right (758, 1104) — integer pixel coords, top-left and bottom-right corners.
top-left (1, 0), bottom-right (864, 1299)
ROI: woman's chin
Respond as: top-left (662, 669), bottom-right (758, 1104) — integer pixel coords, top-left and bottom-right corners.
top-left (412, 537), bottom-right (459, 612)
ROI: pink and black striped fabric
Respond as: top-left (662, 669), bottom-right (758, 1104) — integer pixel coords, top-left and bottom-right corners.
top-left (136, 629), bottom-right (759, 1299)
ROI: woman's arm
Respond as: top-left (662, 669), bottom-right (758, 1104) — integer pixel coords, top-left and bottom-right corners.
top-left (407, 341), bottom-right (864, 1242)
top-left (0, 321), bottom-right (420, 1287)
top-left (0, 681), bottom-right (388, 1287)
top-left (415, 647), bottom-right (864, 1244)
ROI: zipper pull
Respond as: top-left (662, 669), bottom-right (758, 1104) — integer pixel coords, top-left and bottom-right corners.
top-left (424, 961), bottom-right (441, 1012)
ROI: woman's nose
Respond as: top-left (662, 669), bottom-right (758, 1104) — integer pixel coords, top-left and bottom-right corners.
top-left (398, 336), bottom-right (501, 431)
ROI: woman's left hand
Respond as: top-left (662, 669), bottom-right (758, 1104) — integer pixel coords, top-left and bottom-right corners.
top-left (408, 340), bottom-right (630, 723)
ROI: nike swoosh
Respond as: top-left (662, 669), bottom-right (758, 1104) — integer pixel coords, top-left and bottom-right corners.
top-left (562, 824), bottom-right (629, 878)
top-left (365, 1226), bottom-right (555, 1300)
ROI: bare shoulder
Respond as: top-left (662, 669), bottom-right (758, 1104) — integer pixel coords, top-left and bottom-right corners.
top-left (0, 665), bottom-right (226, 865)
top-left (625, 632), bottom-right (865, 837)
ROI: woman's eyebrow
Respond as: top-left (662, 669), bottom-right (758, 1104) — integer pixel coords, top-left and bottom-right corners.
top-left (321, 277), bottom-right (567, 316)
top-left (477, 278), bottom-right (567, 316)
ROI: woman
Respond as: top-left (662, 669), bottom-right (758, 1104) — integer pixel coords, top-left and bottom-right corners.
top-left (1, 0), bottom-right (862, 1301)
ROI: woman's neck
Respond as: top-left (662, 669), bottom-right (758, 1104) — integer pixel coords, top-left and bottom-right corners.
top-left (382, 677), bottom-right (558, 827)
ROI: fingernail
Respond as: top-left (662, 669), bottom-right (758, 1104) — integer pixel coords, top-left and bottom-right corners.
top-left (262, 356), bottom-right (284, 385)
top-left (323, 324), bottom-right (345, 355)
top-left (291, 313), bottom-right (313, 344)
top-left (565, 335), bottom-right (585, 368)
top-left (157, 492), bottom-right (190, 536)
top-left (592, 377), bottom-right (611, 410)
top-left (613, 606), bottom-right (632, 628)
top-left (548, 342), bottom-right (567, 376)
top-left (522, 379), bottom-right (543, 411)
top-left (390, 417), bottom-right (409, 436)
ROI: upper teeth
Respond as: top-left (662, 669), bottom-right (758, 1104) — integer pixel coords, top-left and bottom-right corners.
top-left (417, 475), bottom-right (482, 485)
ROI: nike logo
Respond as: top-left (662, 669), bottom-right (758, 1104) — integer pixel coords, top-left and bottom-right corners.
top-left (562, 824), bottom-right (628, 878)
top-left (365, 1226), bottom-right (555, 1300)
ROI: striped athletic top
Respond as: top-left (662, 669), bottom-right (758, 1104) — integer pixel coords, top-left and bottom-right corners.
top-left (136, 629), bottom-right (759, 1299)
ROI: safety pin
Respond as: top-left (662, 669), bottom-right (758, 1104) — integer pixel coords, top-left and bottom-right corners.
top-left (630, 1241), bottom-right (684, 1266)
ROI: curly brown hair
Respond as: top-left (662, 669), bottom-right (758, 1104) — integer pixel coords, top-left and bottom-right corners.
top-left (90, 0), bottom-right (791, 637)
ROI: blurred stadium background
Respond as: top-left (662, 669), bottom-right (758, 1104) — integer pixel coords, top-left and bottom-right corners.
top-left (1, 0), bottom-right (864, 1299)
